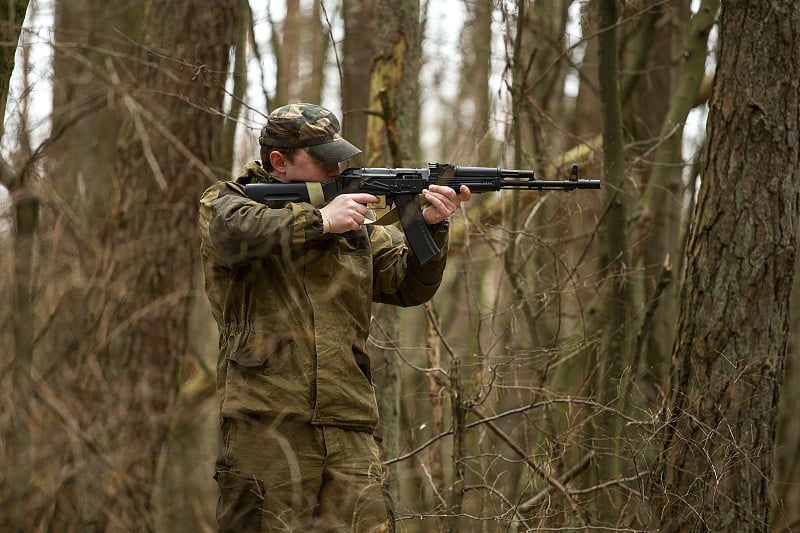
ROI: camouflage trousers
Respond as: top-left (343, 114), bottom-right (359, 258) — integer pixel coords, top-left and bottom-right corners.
top-left (214, 415), bottom-right (394, 532)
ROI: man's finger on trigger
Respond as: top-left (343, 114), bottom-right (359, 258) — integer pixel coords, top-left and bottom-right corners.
top-left (358, 193), bottom-right (379, 204)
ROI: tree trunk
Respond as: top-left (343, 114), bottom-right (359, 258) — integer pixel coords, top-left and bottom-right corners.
top-left (593, 0), bottom-right (632, 521)
top-left (0, 2), bottom-right (32, 526)
top-left (365, 0), bottom-right (419, 165)
top-left (634, 0), bottom-right (718, 402)
top-left (454, 0), bottom-right (493, 163)
top-left (274, 0), bottom-right (300, 105)
top-left (364, 0), bottom-right (421, 526)
top-left (17, 0), bottom-right (238, 530)
top-left (342, 0), bottom-right (375, 166)
top-left (654, 1), bottom-right (800, 529)
top-left (302, 0), bottom-right (328, 103)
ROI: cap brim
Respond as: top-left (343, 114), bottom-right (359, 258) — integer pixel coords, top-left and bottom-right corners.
top-left (307, 138), bottom-right (362, 163)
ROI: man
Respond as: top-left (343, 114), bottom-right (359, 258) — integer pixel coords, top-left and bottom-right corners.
top-left (198, 103), bottom-right (470, 532)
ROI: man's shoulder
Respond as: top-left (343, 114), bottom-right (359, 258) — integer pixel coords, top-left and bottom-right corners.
top-left (201, 179), bottom-right (246, 202)
top-left (235, 160), bottom-right (273, 184)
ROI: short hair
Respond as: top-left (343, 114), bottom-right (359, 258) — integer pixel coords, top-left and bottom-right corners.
top-left (260, 146), bottom-right (302, 172)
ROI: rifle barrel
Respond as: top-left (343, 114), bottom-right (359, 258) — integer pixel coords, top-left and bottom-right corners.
top-left (453, 166), bottom-right (534, 180)
top-left (497, 179), bottom-right (602, 190)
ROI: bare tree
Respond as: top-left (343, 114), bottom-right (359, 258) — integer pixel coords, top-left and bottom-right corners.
top-left (2, 0), bottom-right (799, 531)
top-left (341, 0), bottom-right (375, 165)
top-left (1, 0), bottom-right (238, 530)
top-left (652, 1), bottom-right (800, 529)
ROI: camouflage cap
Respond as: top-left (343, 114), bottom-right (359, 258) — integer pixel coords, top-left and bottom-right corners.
top-left (259, 103), bottom-right (361, 163)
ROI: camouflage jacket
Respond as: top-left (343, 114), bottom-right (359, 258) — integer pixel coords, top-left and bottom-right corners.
top-left (198, 161), bottom-right (449, 432)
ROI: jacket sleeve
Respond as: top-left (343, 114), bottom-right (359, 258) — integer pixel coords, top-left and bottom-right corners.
top-left (199, 181), bottom-right (324, 268)
top-left (369, 220), bottom-right (450, 307)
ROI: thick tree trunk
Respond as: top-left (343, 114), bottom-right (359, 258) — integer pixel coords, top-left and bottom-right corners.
top-left (364, 0), bottom-right (421, 528)
top-left (365, 0), bottom-right (419, 165)
top-left (655, 1), bottom-right (800, 530)
top-left (635, 0), bottom-right (718, 400)
top-left (119, 2), bottom-right (236, 529)
top-left (342, 0), bottom-right (375, 166)
top-left (16, 1), bottom-right (238, 530)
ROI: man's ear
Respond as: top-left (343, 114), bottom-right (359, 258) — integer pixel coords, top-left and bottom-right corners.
top-left (269, 150), bottom-right (286, 172)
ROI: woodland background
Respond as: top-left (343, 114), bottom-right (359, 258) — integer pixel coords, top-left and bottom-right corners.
top-left (1, 0), bottom-right (799, 531)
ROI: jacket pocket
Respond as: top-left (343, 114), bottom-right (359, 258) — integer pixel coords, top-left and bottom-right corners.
top-left (214, 469), bottom-right (264, 532)
top-left (229, 334), bottom-right (292, 369)
top-left (352, 343), bottom-right (373, 383)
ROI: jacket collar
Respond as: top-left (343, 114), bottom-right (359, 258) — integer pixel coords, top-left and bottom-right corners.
top-left (235, 160), bottom-right (277, 185)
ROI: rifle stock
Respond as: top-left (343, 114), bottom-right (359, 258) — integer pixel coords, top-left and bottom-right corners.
top-left (245, 164), bottom-right (601, 264)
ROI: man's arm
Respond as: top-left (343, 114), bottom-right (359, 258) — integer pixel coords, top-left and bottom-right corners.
top-left (199, 181), bottom-right (324, 268)
top-left (369, 218), bottom-right (451, 307)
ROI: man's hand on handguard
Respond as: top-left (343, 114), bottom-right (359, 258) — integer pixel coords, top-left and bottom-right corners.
top-left (421, 185), bottom-right (471, 225)
top-left (319, 185), bottom-right (471, 234)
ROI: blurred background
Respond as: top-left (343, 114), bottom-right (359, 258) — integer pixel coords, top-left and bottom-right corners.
top-left (1, 1), bottom-right (797, 531)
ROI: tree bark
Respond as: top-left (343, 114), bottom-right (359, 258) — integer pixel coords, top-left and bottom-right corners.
top-left (654, 1), bottom-right (800, 529)
top-left (596, 0), bottom-right (630, 408)
top-left (593, 0), bottom-right (632, 521)
top-left (365, 0), bottom-right (419, 164)
top-left (365, 0), bottom-right (421, 525)
top-left (274, 0), bottom-right (300, 105)
top-left (454, 0), bottom-right (493, 163)
top-left (15, 0), bottom-right (238, 530)
top-left (635, 0), bottom-right (718, 399)
top-left (342, 0), bottom-right (375, 166)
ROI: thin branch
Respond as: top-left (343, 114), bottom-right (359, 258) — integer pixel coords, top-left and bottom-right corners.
top-left (108, 58), bottom-right (168, 190)
top-left (320, 1), bottom-right (344, 115)
top-left (470, 405), bottom-right (583, 516)
top-left (387, 395), bottom-right (647, 478)
top-left (519, 451), bottom-right (595, 511)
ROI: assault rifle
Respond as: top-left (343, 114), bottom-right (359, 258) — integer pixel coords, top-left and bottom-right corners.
top-left (245, 163), bottom-right (601, 265)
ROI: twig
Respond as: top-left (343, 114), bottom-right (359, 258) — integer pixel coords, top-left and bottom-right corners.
top-left (424, 302), bottom-right (456, 358)
top-left (386, 395), bottom-right (646, 466)
top-left (418, 458), bottom-right (447, 508)
top-left (470, 405), bottom-right (582, 515)
top-left (320, 2), bottom-right (344, 120)
top-left (518, 451), bottom-right (595, 511)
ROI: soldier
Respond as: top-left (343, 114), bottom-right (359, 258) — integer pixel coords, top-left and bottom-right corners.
top-left (199, 102), bottom-right (470, 532)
